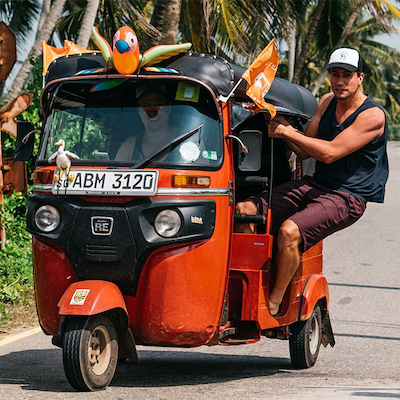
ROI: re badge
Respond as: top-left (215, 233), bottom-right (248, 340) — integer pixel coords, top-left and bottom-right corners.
top-left (91, 216), bottom-right (114, 236)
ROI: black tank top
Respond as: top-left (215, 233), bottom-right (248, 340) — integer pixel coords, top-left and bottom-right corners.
top-left (314, 95), bottom-right (388, 203)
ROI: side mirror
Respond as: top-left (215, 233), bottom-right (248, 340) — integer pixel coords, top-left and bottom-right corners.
top-left (14, 121), bottom-right (35, 161)
top-left (237, 130), bottom-right (262, 172)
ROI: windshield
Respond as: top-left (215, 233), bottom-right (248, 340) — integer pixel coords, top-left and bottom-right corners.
top-left (40, 78), bottom-right (222, 168)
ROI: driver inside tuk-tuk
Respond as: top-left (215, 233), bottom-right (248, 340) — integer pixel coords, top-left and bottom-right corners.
top-left (115, 83), bottom-right (176, 160)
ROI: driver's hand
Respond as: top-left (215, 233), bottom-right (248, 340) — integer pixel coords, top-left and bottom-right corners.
top-left (274, 115), bottom-right (290, 126)
top-left (268, 115), bottom-right (291, 139)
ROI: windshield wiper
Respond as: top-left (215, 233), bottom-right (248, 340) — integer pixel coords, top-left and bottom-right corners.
top-left (131, 124), bottom-right (203, 169)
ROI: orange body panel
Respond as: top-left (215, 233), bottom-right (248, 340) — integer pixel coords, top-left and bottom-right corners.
top-left (298, 274), bottom-right (329, 320)
top-left (229, 235), bottom-right (327, 331)
top-left (32, 237), bottom-right (78, 336)
top-left (58, 280), bottom-right (128, 316)
top-left (124, 195), bottom-right (233, 346)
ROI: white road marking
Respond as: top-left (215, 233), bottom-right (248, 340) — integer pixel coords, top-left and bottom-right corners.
top-left (0, 327), bottom-right (41, 347)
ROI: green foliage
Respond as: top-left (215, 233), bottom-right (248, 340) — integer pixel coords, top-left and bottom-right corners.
top-left (0, 52), bottom-right (41, 327)
top-left (47, 109), bottom-right (106, 160)
top-left (21, 56), bottom-right (42, 127)
top-left (388, 121), bottom-right (400, 140)
top-left (0, 192), bottom-right (32, 319)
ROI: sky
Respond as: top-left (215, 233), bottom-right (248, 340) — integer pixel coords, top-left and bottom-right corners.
top-left (375, 0), bottom-right (400, 50)
top-left (375, 28), bottom-right (400, 51)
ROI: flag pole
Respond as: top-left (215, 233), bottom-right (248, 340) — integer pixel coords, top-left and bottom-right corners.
top-left (219, 77), bottom-right (243, 103)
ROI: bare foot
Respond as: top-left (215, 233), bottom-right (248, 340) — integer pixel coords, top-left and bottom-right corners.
top-left (269, 299), bottom-right (281, 317)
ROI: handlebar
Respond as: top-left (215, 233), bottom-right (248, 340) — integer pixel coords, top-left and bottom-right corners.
top-left (234, 213), bottom-right (266, 225)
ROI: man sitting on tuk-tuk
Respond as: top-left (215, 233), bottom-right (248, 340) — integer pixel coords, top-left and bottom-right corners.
top-left (236, 48), bottom-right (388, 317)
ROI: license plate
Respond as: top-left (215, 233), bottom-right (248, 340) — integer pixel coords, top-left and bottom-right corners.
top-left (52, 169), bottom-right (159, 196)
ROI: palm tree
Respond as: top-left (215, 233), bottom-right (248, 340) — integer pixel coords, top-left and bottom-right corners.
top-left (77, 0), bottom-right (100, 48)
top-left (179, 0), bottom-right (293, 65)
top-left (283, 0), bottom-right (312, 82)
top-left (55, 0), bottom-right (160, 50)
top-left (352, 18), bottom-right (400, 121)
top-left (0, 0), bottom-right (40, 99)
top-left (291, 0), bottom-right (326, 84)
top-left (150, 0), bottom-right (181, 44)
top-left (55, 0), bottom-right (291, 64)
top-left (6, 0), bottom-right (67, 102)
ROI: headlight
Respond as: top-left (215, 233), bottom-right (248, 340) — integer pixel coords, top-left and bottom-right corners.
top-left (34, 205), bottom-right (60, 232)
top-left (154, 209), bottom-right (181, 238)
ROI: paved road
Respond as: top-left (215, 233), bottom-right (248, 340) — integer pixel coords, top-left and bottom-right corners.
top-left (1, 143), bottom-right (400, 399)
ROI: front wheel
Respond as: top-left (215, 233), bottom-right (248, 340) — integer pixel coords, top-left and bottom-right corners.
top-left (289, 303), bottom-right (322, 369)
top-left (63, 314), bottom-right (118, 391)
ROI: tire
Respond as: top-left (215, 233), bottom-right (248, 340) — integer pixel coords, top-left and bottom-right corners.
top-left (289, 303), bottom-right (322, 369)
top-left (62, 314), bottom-right (118, 391)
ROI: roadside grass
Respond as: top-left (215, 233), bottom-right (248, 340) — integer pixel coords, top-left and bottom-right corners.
top-left (0, 192), bottom-right (36, 336)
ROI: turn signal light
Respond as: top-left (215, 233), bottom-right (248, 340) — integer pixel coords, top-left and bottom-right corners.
top-left (32, 169), bottom-right (52, 184)
top-left (172, 175), bottom-right (210, 188)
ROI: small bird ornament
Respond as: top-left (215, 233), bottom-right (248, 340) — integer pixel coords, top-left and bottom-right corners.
top-left (92, 26), bottom-right (192, 75)
top-left (48, 139), bottom-right (79, 182)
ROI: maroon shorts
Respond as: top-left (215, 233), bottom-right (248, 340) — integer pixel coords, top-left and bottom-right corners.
top-left (248, 176), bottom-right (367, 252)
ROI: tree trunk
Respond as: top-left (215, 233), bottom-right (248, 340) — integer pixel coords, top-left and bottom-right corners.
top-left (151, 0), bottom-right (182, 44)
top-left (0, 81), bottom-right (5, 101)
top-left (292, 0), bottom-right (326, 84)
top-left (77, 0), bottom-right (100, 48)
top-left (287, 17), bottom-right (296, 82)
top-left (310, 2), bottom-right (365, 96)
top-left (38, 0), bottom-right (51, 32)
top-left (6, 0), bottom-right (67, 102)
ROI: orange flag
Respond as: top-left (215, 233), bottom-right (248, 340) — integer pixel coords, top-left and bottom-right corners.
top-left (242, 38), bottom-right (279, 118)
top-left (42, 40), bottom-right (92, 76)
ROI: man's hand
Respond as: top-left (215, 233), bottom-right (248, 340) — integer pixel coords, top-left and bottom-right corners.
top-left (268, 115), bottom-right (290, 139)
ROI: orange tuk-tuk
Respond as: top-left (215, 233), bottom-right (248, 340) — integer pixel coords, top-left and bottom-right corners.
top-left (18, 51), bottom-right (334, 391)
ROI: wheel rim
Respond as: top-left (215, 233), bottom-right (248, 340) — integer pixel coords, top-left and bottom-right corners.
top-left (309, 313), bottom-right (320, 355)
top-left (88, 325), bottom-right (112, 375)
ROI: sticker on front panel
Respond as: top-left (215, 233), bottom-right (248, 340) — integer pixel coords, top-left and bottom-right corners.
top-left (201, 150), bottom-right (218, 161)
top-left (175, 81), bottom-right (200, 103)
top-left (179, 142), bottom-right (200, 162)
top-left (70, 289), bottom-right (90, 305)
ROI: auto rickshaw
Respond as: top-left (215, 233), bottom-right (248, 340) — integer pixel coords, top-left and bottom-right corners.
top-left (17, 50), bottom-right (335, 391)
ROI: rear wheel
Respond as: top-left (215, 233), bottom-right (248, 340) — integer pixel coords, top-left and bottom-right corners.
top-left (63, 314), bottom-right (118, 391)
top-left (289, 303), bottom-right (322, 369)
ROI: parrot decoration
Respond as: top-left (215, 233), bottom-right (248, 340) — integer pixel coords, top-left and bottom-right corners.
top-left (92, 26), bottom-right (192, 75)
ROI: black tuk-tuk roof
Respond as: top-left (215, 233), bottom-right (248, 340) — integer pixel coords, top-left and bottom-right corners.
top-left (44, 52), bottom-right (234, 97)
top-left (44, 52), bottom-right (317, 121)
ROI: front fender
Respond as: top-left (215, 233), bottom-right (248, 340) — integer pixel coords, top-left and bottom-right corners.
top-left (58, 280), bottom-right (127, 316)
top-left (299, 274), bottom-right (329, 321)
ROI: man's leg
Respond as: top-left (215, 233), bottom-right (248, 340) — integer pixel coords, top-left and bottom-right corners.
top-left (269, 219), bottom-right (302, 316)
top-left (269, 189), bottom-right (367, 316)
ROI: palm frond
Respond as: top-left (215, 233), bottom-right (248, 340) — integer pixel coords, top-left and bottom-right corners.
top-left (0, 0), bottom-right (40, 40)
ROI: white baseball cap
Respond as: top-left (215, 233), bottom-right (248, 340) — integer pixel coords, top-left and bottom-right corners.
top-left (327, 48), bottom-right (363, 72)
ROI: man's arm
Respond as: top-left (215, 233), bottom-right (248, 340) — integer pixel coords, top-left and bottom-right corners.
top-left (270, 105), bottom-right (385, 164)
top-left (274, 93), bottom-right (334, 160)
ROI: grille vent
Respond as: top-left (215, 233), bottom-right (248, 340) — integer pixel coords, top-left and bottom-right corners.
top-left (86, 244), bottom-right (117, 257)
